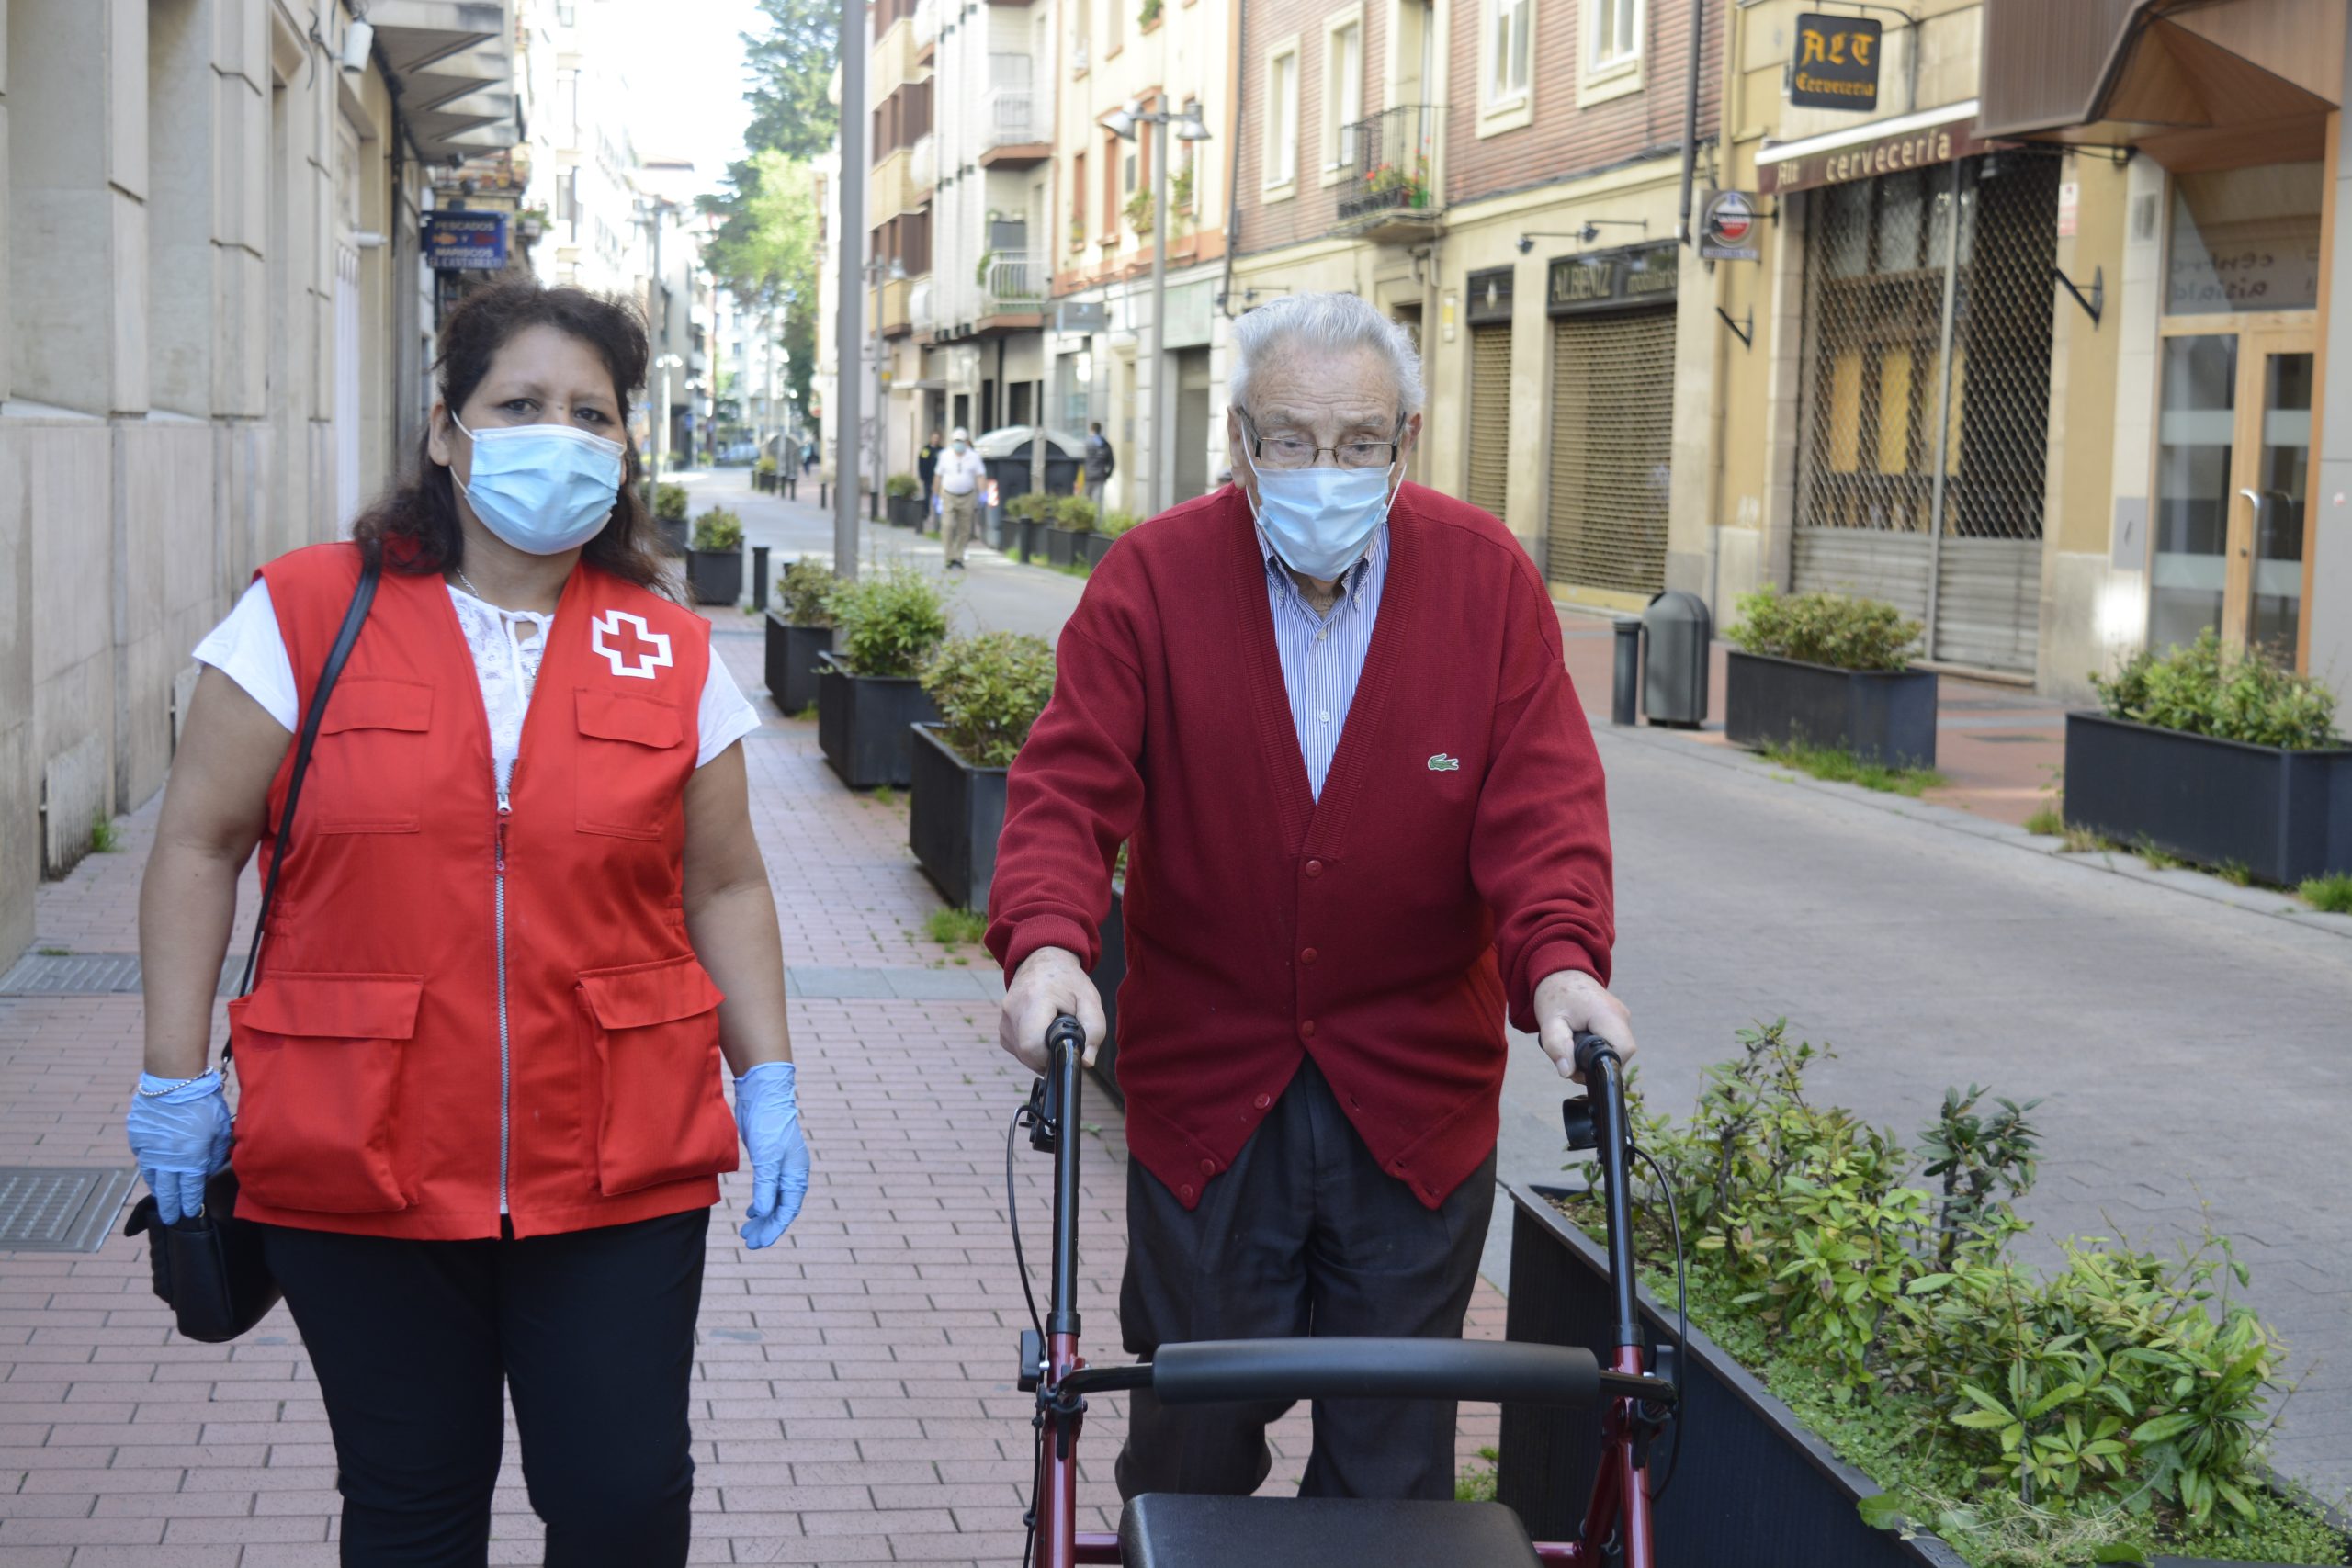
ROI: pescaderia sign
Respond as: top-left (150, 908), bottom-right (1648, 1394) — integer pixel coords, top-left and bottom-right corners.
top-left (1758, 117), bottom-right (1991, 197)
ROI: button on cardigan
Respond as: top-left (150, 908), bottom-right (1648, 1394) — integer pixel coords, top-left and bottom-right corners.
top-left (986, 482), bottom-right (1614, 1211)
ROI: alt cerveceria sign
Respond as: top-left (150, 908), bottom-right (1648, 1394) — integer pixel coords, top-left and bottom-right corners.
top-left (1758, 116), bottom-right (1991, 197)
top-left (1788, 13), bottom-right (1881, 112)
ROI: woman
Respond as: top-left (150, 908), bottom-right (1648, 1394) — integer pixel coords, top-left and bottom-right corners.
top-left (124, 280), bottom-right (809, 1566)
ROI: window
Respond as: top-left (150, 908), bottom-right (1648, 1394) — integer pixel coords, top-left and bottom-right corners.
top-left (1265, 43), bottom-right (1300, 189)
top-left (1590, 0), bottom-right (1639, 70)
top-left (1107, 0), bottom-right (1123, 53)
top-left (1487, 0), bottom-right (1529, 106)
top-left (1072, 150), bottom-right (1089, 246)
top-left (1326, 17), bottom-right (1363, 173)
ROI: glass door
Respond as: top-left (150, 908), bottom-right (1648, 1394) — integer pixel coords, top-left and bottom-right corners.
top-left (2150, 323), bottom-right (2313, 656)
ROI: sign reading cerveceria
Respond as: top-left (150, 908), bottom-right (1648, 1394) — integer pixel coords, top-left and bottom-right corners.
top-left (1788, 13), bottom-right (1880, 112)
top-left (1758, 117), bottom-right (1990, 196)
top-left (1546, 243), bottom-right (1679, 317)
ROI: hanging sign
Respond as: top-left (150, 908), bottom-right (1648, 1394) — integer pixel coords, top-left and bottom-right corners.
top-left (1465, 265), bottom-right (1515, 325)
top-left (1789, 14), bottom-right (1882, 112)
top-left (1701, 191), bottom-right (1761, 261)
top-left (423, 212), bottom-right (509, 271)
top-left (1758, 116), bottom-right (1989, 195)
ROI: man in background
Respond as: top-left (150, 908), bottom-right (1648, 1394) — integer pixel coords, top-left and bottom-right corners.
top-left (1083, 422), bottom-right (1116, 522)
top-left (936, 428), bottom-right (986, 570)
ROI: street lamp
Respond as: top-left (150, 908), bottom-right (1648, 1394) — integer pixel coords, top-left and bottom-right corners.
top-left (863, 255), bottom-right (908, 520)
top-left (652, 352), bottom-right (685, 482)
top-left (1105, 97), bottom-right (1211, 515)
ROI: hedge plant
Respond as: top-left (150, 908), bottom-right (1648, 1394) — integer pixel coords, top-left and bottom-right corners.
top-left (1055, 495), bottom-right (1099, 533)
top-left (1098, 509), bottom-right (1143, 539)
top-left (690, 507), bottom-right (742, 552)
top-left (1551, 1022), bottom-right (2341, 1567)
top-left (652, 482), bottom-right (690, 523)
top-left (1727, 586), bottom-right (1921, 672)
top-left (919, 632), bottom-right (1056, 768)
top-left (830, 565), bottom-right (948, 678)
top-left (885, 472), bottom-right (922, 500)
top-left (777, 558), bottom-right (836, 627)
top-left (2092, 629), bottom-right (2338, 750)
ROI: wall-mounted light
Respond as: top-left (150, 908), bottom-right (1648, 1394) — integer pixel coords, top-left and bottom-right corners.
top-left (341, 18), bottom-right (374, 73)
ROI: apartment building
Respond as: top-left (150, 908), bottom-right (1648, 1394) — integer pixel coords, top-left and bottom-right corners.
top-left (870, 0), bottom-right (936, 488)
top-left (516, 0), bottom-right (651, 304)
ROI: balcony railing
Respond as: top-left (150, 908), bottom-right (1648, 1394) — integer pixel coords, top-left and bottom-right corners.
top-left (910, 133), bottom-right (936, 194)
top-left (912, 0), bottom-right (938, 52)
top-left (909, 278), bottom-right (934, 334)
top-left (1335, 105), bottom-right (1442, 228)
top-left (982, 87), bottom-right (1038, 148)
top-left (983, 252), bottom-right (1047, 313)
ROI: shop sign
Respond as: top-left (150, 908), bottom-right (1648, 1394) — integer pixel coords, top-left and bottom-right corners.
top-left (423, 212), bottom-right (508, 271)
top-left (1789, 14), bottom-right (1881, 112)
top-left (1465, 265), bottom-right (1515, 324)
top-left (1758, 116), bottom-right (1988, 196)
top-left (1056, 300), bottom-right (1108, 333)
top-left (1701, 190), bottom-right (1761, 261)
top-left (1546, 243), bottom-right (1679, 317)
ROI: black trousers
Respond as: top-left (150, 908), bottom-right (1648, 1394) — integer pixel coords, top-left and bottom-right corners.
top-left (259, 1209), bottom-right (708, 1568)
top-left (1117, 1057), bottom-right (1498, 1502)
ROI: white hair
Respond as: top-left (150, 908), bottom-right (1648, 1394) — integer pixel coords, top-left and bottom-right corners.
top-left (1228, 291), bottom-right (1425, 418)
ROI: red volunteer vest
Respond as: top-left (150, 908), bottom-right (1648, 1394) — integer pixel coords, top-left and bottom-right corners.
top-left (227, 543), bottom-right (738, 1240)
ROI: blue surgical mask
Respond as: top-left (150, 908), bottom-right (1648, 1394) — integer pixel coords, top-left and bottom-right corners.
top-left (1243, 460), bottom-right (1397, 581)
top-left (452, 415), bottom-right (627, 556)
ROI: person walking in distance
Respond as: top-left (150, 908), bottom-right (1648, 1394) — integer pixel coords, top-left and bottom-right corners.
top-left (1083, 420), bottom-right (1116, 523)
top-left (917, 428), bottom-right (944, 530)
top-left (987, 289), bottom-right (1629, 1505)
top-left (936, 426), bottom-right (986, 570)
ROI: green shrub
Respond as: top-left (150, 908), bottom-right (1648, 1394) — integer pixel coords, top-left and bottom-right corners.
top-left (885, 471), bottom-right (922, 499)
top-left (1727, 585), bottom-right (1922, 672)
top-left (777, 558), bottom-right (836, 627)
top-left (2300, 871), bottom-right (2352, 913)
top-left (1553, 1021), bottom-right (2324, 1563)
top-left (919, 631), bottom-right (1056, 768)
top-left (830, 565), bottom-right (948, 677)
top-left (652, 482), bottom-right (690, 523)
top-left (1098, 509), bottom-right (1143, 539)
top-left (690, 507), bottom-right (742, 552)
top-left (2092, 629), bottom-right (2339, 750)
top-left (1055, 495), bottom-right (1099, 532)
top-left (754, 455), bottom-right (778, 476)
top-left (1007, 491), bottom-right (1067, 524)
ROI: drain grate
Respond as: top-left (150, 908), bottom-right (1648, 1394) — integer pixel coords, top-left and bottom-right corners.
top-left (0, 1168), bottom-right (139, 1252)
top-left (0, 952), bottom-right (244, 997)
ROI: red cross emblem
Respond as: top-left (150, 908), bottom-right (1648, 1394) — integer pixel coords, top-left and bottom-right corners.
top-left (591, 610), bottom-right (673, 680)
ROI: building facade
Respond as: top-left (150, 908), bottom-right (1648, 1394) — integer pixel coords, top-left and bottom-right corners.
top-left (0, 0), bottom-right (520, 964)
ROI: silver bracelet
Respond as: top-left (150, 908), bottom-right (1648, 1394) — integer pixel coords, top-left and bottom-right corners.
top-left (136, 1069), bottom-right (218, 1098)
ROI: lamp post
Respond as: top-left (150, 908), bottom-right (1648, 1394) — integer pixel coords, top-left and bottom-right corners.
top-left (864, 255), bottom-right (907, 521)
top-left (1103, 97), bottom-right (1211, 515)
top-left (653, 352), bottom-right (684, 483)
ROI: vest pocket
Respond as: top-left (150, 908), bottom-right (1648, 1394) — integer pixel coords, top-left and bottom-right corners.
top-left (574, 687), bottom-right (687, 840)
top-left (226, 972), bottom-right (421, 1213)
top-left (576, 953), bottom-right (740, 1196)
top-left (311, 680), bottom-right (434, 833)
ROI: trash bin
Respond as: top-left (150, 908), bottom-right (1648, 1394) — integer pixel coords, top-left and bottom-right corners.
top-left (974, 424), bottom-right (1084, 505)
top-left (1641, 590), bottom-right (1712, 728)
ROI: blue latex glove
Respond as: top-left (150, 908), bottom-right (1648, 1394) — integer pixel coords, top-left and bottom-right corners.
top-left (125, 1071), bottom-right (233, 1225)
top-left (735, 1061), bottom-right (809, 1249)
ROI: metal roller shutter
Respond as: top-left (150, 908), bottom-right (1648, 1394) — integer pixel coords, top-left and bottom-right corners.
top-left (1466, 324), bottom-right (1512, 522)
top-left (1546, 309), bottom-right (1675, 596)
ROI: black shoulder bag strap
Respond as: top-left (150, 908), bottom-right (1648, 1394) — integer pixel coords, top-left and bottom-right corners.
top-left (230, 558), bottom-right (381, 1009)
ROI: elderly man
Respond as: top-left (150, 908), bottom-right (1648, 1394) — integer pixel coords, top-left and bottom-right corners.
top-left (936, 427), bottom-right (986, 569)
top-left (985, 291), bottom-right (1630, 1502)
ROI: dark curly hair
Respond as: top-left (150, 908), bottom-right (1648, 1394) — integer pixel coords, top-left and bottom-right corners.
top-left (352, 278), bottom-right (669, 590)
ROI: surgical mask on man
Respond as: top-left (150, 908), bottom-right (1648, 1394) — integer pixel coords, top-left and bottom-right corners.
top-left (953, 439), bottom-right (969, 453)
top-left (451, 414), bottom-right (627, 556)
top-left (1242, 457), bottom-right (1398, 581)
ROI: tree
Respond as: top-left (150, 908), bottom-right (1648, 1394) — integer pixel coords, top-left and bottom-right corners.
top-left (702, 150), bottom-right (821, 414)
top-left (741, 0), bottom-right (839, 162)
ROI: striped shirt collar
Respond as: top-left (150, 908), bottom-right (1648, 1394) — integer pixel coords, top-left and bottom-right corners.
top-left (1256, 521), bottom-right (1390, 617)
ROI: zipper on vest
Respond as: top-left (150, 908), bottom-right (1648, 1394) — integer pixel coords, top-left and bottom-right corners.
top-left (494, 763), bottom-right (514, 1217)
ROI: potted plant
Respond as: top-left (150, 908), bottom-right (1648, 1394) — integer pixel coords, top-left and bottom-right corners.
top-left (763, 557), bottom-right (837, 716)
top-left (816, 566), bottom-right (948, 788)
top-left (1139, 0), bottom-right (1162, 27)
top-left (685, 507), bottom-right (744, 605)
top-left (1724, 586), bottom-right (1937, 769)
top-left (886, 471), bottom-right (925, 528)
top-left (652, 481), bottom-right (691, 555)
top-left (1125, 187), bottom-right (1155, 236)
top-left (753, 454), bottom-right (778, 493)
top-left (1006, 491), bottom-right (1057, 565)
top-left (1070, 500), bottom-right (1126, 569)
top-left (909, 632), bottom-right (1057, 909)
top-left (2066, 629), bottom-right (2347, 886)
top-left (1499, 1021), bottom-right (2339, 1568)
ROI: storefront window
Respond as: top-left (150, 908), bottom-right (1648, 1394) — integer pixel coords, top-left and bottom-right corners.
top-left (2165, 162), bottom-right (2324, 315)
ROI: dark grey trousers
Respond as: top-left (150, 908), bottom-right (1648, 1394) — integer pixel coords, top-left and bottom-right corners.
top-left (1115, 1056), bottom-right (1498, 1502)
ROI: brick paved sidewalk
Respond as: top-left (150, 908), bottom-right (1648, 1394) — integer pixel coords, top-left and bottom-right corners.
top-left (0, 628), bottom-right (1505, 1566)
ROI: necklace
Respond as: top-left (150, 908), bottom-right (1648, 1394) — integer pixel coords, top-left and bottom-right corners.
top-left (451, 566), bottom-right (487, 600)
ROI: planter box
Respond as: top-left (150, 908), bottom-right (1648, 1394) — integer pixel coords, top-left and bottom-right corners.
top-left (1014, 518), bottom-right (1043, 564)
top-left (888, 494), bottom-right (925, 528)
top-left (815, 651), bottom-right (941, 789)
top-left (2064, 712), bottom-right (2352, 886)
top-left (657, 516), bottom-right (690, 556)
top-left (983, 510), bottom-right (1009, 552)
top-left (763, 612), bottom-right (831, 716)
top-left (1497, 1183), bottom-right (1964, 1568)
top-left (1044, 526), bottom-right (1078, 568)
top-left (909, 725), bottom-right (1007, 911)
top-left (1724, 650), bottom-right (1938, 770)
top-left (1080, 532), bottom-right (1111, 570)
top-left (686, 547), bottom-right (743, 606)
top-left (1089, 884), bottom-right (1125, 1109)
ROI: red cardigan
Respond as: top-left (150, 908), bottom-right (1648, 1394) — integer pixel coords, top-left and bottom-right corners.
top-left (986, 483), bottom-right (1613, 1211)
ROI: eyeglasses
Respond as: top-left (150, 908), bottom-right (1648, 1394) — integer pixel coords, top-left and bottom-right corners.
top-left (1238, 411), bottom-right (1406, 471)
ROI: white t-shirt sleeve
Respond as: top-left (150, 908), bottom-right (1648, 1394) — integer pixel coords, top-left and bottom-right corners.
top-left (695, 647), bottom-right (762, 767)
top-left (192, 580), bottom-right (299, 732)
